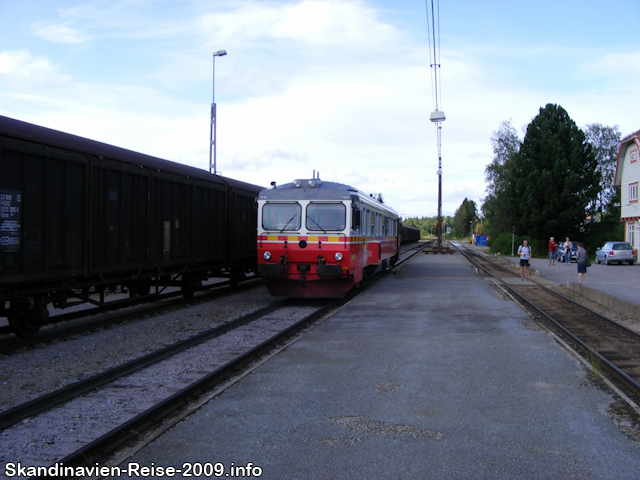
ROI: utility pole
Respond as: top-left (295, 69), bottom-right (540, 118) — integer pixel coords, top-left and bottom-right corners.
top-left (426, 0), bottom-right (445, 250)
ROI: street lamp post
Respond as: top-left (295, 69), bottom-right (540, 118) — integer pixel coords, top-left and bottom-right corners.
top-left (430, 110), bottom-right (445, 249)
top-left (209, 50), bottom-right (227, 174)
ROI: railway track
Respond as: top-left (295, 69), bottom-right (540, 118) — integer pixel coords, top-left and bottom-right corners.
top-left (0, 298), bottom-right (337, 478)
top-left (0, 299), bottom-right (295, 431)
top-left (1, 242), bottom-right (425, 353)
top-left (459, 246), bottom-right (640, 406)
top-left (0, 242), bottom-right (426, 478)
top-left (0, 279), bottom-right (262, 354)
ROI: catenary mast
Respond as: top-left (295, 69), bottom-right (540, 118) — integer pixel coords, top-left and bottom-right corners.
top-left (426, 0), bottom-right (445, 249)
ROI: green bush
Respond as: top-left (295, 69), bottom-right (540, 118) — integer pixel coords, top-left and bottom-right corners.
top-left (488, 233), bottom-right (547, 258)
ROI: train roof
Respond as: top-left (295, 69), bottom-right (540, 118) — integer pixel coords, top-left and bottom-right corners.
top-left (259, 178), bottom-right (399, 216)
top-left (0, 115), bottom-right (263, 194)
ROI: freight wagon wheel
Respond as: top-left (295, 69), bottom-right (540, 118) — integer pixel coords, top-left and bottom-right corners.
top-left (8, 304), bottom-right (48, 338)
top-left (230, 269), bottom-right (245, 288)
top-left (180, 275), bottom-right (201, 299)
top-left (129, 280), bottom-right (152, 298)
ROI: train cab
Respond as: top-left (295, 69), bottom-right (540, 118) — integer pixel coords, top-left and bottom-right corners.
top-left (257, 178), bottom-right (400, 297)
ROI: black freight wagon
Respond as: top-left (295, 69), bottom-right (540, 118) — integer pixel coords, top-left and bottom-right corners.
top-left (0, 115), bottom-right (262, 337)
top-left (400, 225), bottom-right (421, 244)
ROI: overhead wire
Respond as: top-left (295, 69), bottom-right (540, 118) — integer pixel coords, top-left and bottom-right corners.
top-left (425, 0), bottom-right (442, 112)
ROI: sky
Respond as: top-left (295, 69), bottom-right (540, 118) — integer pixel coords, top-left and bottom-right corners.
top-left (1, 0), bottom-right (639, 218)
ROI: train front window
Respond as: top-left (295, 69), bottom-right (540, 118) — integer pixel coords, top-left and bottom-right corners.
top-left (306, 203), bottom-right (346, 232)
top-left (262, 203), bottom-right (301, 231)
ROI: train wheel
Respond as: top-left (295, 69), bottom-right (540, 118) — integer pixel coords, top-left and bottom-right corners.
top-left (9, 304), bottom-right (48, 338)
top-left (230, 269), bottom-right (245, 288)
top-left (129, 280), bottom-right (152, 298)
top-left (363, 265), bottom-right (377, 280)
top-left (181, 275), bottom-right (201, 299)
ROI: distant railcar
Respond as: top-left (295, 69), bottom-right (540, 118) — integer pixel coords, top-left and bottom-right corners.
top-left (0, 115), bottom-right (261, 337)
top-left (256, 178), bottom-right (400, 297)
top-left (400, 225), bottom-right (421, 244)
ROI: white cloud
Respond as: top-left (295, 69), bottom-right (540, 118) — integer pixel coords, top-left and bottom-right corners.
top-left (199, 0), bottom-right (397, 50)
top-left (0, 50), bottom-right (64, 78)
top-left (31, 22), bottom-right (90, 44)
top-left (2, 0), bottom-right (638, 218)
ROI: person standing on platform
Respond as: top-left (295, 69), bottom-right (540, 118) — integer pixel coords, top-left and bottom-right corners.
top-left (517, 240), bottom-right (532, 280)
top-left (576, 243), bottom-right (588, 283)
top-left (563, 237), bottom-right (571, 265)
top-left (549, 237), bottom-right (558, 265)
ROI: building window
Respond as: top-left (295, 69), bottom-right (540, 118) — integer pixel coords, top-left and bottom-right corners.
top-left (628, 222), bottom-right (636, 246)
top-left (631, 148), bottom-right (638, 163)
top-left (630, 182), bottom-right (639, 203)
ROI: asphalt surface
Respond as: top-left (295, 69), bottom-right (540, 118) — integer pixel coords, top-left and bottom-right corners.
top-left (111, 253), bottom-right (640, 479)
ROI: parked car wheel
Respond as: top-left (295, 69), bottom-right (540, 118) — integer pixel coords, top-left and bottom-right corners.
top-left (605, 256), bottom-right (609, 265)
top-left (596, 257), bottom-right (600, 264)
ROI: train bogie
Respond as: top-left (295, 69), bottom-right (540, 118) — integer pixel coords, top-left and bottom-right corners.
top-left (257, 178), bottom-right (400, 298)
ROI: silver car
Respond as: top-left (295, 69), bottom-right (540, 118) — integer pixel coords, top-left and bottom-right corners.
top-left (595, 242), bottom-right (635, 265)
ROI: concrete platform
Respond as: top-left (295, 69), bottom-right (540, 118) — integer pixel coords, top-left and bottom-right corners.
top-left (114, 254), bottom-right (640, 479)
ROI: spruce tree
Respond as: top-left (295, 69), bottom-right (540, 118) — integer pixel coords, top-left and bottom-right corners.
top-left (507, 104), bottom-right (600, 240)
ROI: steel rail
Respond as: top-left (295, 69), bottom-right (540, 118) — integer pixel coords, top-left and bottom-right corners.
top-left (0, 278), bottom-right (262, 354)
top-left (31, 296), bottom-right (345, 478)
top-left (27, 246), bottom-right (417, 476)
top-left (400, 241), bottom-right (430, 259)
top-left (15, 244), bottom-right (420, 476)
top-left (0, 298), bottom-right (290, 430)
top-left (460, 249), bottom-right (640, 400)
top-left (462, 247), bottom-right (640, 340)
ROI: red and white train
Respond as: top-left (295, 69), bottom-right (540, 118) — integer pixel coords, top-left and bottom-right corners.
top-left (257, 178), bottom-right (400, 297)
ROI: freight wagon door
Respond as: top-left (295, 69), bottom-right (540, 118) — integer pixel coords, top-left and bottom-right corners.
top-left (1, 144), bottom-right (87, 279)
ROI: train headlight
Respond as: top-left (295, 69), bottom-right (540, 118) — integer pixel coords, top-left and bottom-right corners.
top-left (308, 179), bottom-right (317, 188)
top-left (292, 180), bottom-right (301, 188)
top-left (263, 251), bottom-right (271, 260)
top-left (334, 252), bottom-right (343, 261)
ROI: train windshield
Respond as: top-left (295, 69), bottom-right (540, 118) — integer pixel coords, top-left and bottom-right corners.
top-left (262, 203), bottom-right (302, 231)
top-left (306, 203), bottom-right (346, 232)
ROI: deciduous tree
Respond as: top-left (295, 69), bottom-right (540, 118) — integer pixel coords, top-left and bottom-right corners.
top-left (584, 123), bottom-right (621, 213)
top-left (483, 120), bottom-right (521, 236)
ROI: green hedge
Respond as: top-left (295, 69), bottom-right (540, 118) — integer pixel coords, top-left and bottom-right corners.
top-left (488, 233), bottom-right (547, 258)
